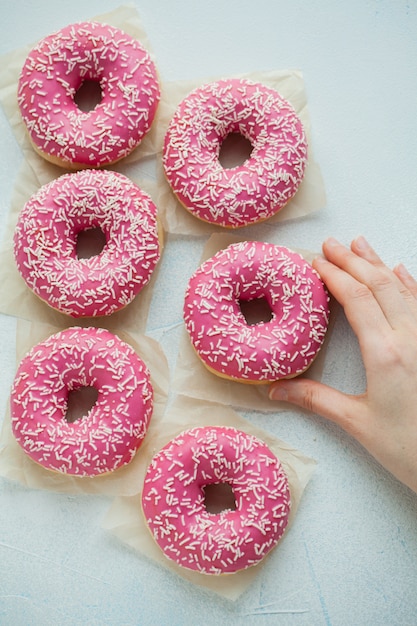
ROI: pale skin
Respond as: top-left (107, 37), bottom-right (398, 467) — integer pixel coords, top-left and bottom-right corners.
top-left (269, 236), bottom-right (417, 494)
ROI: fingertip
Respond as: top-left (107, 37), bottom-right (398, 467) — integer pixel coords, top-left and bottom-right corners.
top-left (269, 378), bottom-right (362, 438)
top-left (312, 254), bottom-right (328, 270)
top-left (322, 237), bottom-right (342, 254)
top-left (321, 237), bottom-right (349, 263)
top-left (351, 235), bottom-right (381, 264)
top-left (268, 383), bottom-right (288, 402)
top-left (351, 235), bottom-right (371, 252)
top-left (269, 379), bottom-right (319, 415)
top-left (393, 262), bottom-right (417, 298)
top-left (393, 262), bottom-right (411, 281)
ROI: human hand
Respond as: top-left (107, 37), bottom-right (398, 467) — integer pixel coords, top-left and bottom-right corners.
top-left (269, 236), bottom-right (417, 494)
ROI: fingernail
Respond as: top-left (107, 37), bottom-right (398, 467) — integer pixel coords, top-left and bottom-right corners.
top-left (325, 237), bottom-right (340, 247)
top-left (269, 385), bottom-right (288, 401)
top-left (354, 235), bottom-right (370, 251)
top-left (395, 263), bottom-right (410, 280)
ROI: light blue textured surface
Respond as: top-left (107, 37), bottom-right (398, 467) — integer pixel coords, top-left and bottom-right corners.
top-left (0, 1), bottom-right (417, 625)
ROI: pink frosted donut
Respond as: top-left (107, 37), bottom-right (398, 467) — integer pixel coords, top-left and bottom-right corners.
top-left (163, 78), bottom-right (307, 228)
top-left (10, 327), bottom-right (153, 477)
top-left (142, 426), bottom-right (291, 574)
top-left (13, 169), bottom-right (161, 318)
top-left (184, 241), bottom-right (330, 383)
top-left (17, 21), bottom-right (160, 168)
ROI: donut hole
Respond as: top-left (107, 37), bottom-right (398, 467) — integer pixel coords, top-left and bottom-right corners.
top-left (239, 296), bottom-right (274, 325)
top-left (65, 385), bottom-right (99, 423)
top-left (219, 132), bottom-right (253, 168)
top-left (76, 227), bottom-right (107, 259)
top-left (74, 79), bottom-right (103, 112)
top-left (203, 482), bottom-right (237, 514)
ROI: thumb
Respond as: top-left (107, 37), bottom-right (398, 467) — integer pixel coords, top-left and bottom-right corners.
top-left (269, 378), bottom-right (363, 437)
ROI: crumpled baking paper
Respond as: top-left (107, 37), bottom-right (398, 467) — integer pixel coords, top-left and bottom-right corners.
top-left (0, 5), bottom-right (326, 236)
top-left (172, 232), bottom-right (337, 412)
top-left (102, 394), bottom-right (316, 600)
top-left (0, 159), bottom-right (162, 332)
top-left (0, 318), bottom-right (169, 496)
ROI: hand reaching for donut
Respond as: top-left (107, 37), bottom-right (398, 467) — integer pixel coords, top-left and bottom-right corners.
top-left (269, 236), bottom-right (417, 494)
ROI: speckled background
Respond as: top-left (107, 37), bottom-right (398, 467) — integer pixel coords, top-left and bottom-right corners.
top-left (0, 1), bottom-right (416, 624)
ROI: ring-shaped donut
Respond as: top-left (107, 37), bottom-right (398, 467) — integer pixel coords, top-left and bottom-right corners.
top-left (142, 426), bottom-right (291, 574)
top-left (163, 78), bottom-right (307, 228)
top-left (18, 21), bottom-right (160, 168)
top-left (13, 169), bottom-right (161, 318)
top-left (10, 327), bottom-right (153, 477)
top-left (183, 241), bottom-right (330, 383)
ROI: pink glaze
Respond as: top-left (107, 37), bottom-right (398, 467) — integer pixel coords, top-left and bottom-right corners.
top-left (13, 169), bottom-right (160, 318)
top-left (163, 78), bottom-right (307, 228)
top-left (17, 21), bottom-right (160, 168)
top-left (142, 426), bottom-right (291, 574)
top-left (184, 241), bottom-right (330, 382)
top-left (10, 327), bottom-right (153, 477)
